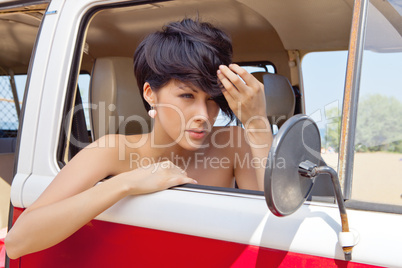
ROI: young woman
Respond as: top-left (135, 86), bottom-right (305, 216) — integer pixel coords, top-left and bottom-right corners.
top-left (5, 18), bottom-right (272, 259)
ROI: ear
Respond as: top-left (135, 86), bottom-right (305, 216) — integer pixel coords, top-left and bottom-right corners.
top-left (143, 82), bottom-right (156, 106)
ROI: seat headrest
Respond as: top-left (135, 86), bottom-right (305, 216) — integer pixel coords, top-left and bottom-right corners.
top-left (252, 72), bottom-right (295, 128)
top-left (89, 57), bottom-right (150, 141)
top-left (251, 72), bottom-right (266, 84)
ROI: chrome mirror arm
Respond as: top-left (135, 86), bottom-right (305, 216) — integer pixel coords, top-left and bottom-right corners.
top-left (299, 161), bottom-right (355, 261)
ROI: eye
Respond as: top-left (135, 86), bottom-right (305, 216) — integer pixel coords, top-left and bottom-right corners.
top-left (180, 93), bottom-right (194, 99)
top-left (207, 96), bottom-right (214, 101)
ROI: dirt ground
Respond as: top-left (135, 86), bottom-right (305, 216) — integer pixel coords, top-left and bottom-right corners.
top-left (322, 152), bottom-right (402, 206)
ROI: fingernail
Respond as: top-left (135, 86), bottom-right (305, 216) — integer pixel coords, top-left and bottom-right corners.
top-left (217, 70), bottom-right (221, 75)
top-left (193, 180), bottom-right (198, 184)
top-left (219, 65), bottom-right (225, 69)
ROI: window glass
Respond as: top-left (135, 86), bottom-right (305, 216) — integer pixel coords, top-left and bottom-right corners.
top-left (78, 73), bottom-right (91, 131)
top-left (213, 110), bottom-right (235, 127)
top-left (302, 51), bottom-right (348, 171)
top-left (352, 0), bottom-right (402, 206)
top-left (14, 75), bottom-right (27, 101)
top-left (243, 65), bottom-right (275, 74)
top-left (0, 74), bottom-right (26, 137)
top-left (61, 73), bottom-right (92, 163)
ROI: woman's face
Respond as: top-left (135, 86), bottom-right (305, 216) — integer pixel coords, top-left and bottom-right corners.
top-left (152, 80), bottom-right (220, 151)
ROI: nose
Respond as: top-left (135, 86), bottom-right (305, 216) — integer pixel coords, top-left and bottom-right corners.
top-left (192, 100), bottom-right (209, 123)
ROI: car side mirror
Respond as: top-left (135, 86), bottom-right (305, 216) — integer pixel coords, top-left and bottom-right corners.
top-left (264, 114), bottom-right (357, 261)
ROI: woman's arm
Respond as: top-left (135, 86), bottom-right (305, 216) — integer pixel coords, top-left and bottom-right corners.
top-left (217, 64), bottom-right (273, 190)
top-left (5, 135), bottom-right (195, 259)
top-left (229, 126), bottom-right (260, 191)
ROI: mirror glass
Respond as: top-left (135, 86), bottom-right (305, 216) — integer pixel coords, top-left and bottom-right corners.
top-left (264, 114), bottom-right (322, 216)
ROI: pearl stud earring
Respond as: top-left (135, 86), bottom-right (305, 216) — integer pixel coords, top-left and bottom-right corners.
top-left (148, 106), bottom-right (157, 118)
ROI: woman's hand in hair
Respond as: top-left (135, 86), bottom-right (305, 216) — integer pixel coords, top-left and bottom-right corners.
top-left (217, 64), bottom-right (267, 126)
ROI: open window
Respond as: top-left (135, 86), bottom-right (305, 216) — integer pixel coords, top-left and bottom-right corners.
top-left (57, 0), bottom-right (353, 200)
top-left (350, 0), bottom-right (402, 207)
top-left (56, 1), bottom-right (292, 195)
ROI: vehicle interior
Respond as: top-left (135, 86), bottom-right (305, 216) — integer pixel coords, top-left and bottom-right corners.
top-left (80, 0), bottom-right (354, 142)
top-left (80, 0), bottom-right (353, 145)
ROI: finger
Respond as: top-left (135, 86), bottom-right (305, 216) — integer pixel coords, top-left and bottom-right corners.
top-left (219, 65), bottom-right (247, 92)
top-left (167, 177), bottom-right (198, 188)
top-left (228, 64), bottom-right (261, 89)
top-left (217, 69), bottom-right (241, 99)
top-left (221, 86), bottom-right (236, 104)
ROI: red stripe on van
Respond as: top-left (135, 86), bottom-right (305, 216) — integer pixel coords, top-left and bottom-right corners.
top-left (9, 207), bottom-right (379, 268)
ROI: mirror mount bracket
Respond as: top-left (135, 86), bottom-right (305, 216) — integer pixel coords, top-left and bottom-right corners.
top-left (298, 161), bottom-right (354, 260)
top-left (298, 160), bottom-right (318, 177)
top-left (313, 166), bottom-right (354, 261)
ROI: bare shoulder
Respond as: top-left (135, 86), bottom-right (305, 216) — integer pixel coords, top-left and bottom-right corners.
top-left (86, 134), bottom-right (131, 149)
top-left (54, 134), bottom-right (139, 189)
top-left (80, 134), bottom-right (121, 164)
top-left (85, 134), bottom-right (143, 152)
top-left (83, 133), bottom-right (144, 168)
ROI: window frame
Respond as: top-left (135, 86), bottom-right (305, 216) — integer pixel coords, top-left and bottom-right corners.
top-left (55, 0), bottom-right (266, 197)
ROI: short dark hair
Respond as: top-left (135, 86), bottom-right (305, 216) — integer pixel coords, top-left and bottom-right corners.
top-left (133, 18), bottom-right (234, 121)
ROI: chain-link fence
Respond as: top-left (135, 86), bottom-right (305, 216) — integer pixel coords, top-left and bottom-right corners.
top-left (0, 74), bottom-right (19, 138)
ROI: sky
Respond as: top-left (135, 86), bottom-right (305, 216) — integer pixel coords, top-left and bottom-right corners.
top-left (303, 51), bottom-right (347, 122)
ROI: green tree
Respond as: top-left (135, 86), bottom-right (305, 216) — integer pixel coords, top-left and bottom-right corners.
top-left (324, 94), bottom-right (402, 153)
top-left (355, 94), bottom-right (402, 152)
top-left (324, 107), bottom-right (341, 152)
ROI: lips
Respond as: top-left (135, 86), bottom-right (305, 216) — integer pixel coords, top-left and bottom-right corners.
top-left (186, 129), bottom-right (207, 139)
